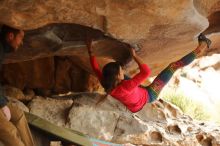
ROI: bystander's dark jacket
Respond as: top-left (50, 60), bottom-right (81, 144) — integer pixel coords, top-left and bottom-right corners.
top-left (0, 40), bottom-right (11, 108)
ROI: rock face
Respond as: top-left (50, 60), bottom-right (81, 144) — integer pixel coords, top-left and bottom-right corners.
top-left (28, 93), bottom-right (220, 146)
top-left (28, 96), bottom-right (73, 127)
top-left (7, 96), bottom-right (29, 112)
top-left (1, 1), bottom-right (220, 145)
top-left (1, 23), bottom-right (128, 93)
top-left (1, 0), bottom-right (220, 93)
top-left (1, 0), bottom-right (219, 39)
top-left (2, 55), bottom-right (102, 93)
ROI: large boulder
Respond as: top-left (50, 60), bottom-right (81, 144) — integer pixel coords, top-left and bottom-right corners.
top-left (1, 1), bottom-right (220, 93)
top-left (28, 93), bottom-right (220, 145)
top-left (28, 96), bottom-right (73, 127)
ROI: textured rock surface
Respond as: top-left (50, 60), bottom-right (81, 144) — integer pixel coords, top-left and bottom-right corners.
top-left (2, 55), bottom-right (103, 93)
top-left (1, 0), bottom-right (220, 93)
top-left (1, 1), bottom-right (220, 145)
top-left (28, 96), bottom-right (73, 127)
top-left (4, 85), bottom-right (26, 100)
top-left (1, 0), bottom-right (219, 38)
top-left (28, 93), bottom-right (220, 146)
top-left (2, 57), bottom-right (54, 90)
top-left (7, 96), bottom-right (29, 112)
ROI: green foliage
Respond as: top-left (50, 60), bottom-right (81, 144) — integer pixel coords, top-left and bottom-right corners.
top-left (213, 101), bottom-right (220, 124)
top-left (162, 93), bottom-right (210, 121)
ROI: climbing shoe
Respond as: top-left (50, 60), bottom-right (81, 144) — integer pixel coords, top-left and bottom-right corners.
top-left (198, 33), bottom-right (212, 48)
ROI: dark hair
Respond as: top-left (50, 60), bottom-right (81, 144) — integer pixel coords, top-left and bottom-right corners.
top-left (96, 62), bottom-right (121, 105)
top-left (0, 25), bottom-right (20, 41)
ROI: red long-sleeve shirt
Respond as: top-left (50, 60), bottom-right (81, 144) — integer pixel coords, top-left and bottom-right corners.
top-left (90, 56), bottom-right (151, 113)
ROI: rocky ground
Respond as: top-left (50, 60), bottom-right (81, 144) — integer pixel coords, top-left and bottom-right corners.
top-left (6, 86), bottom-right (220, 146)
